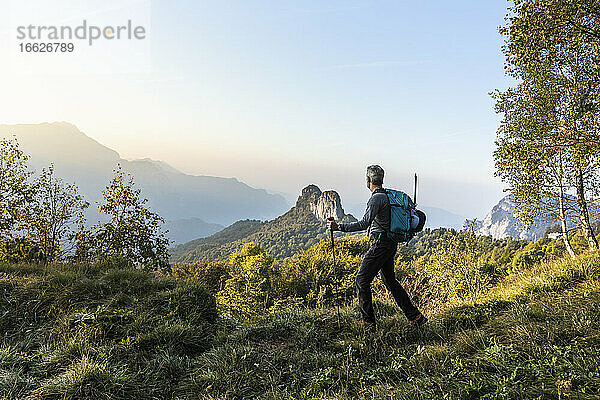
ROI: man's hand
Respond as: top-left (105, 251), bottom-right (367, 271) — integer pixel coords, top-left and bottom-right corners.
top-left (327, 219), bottom-right (339, 231)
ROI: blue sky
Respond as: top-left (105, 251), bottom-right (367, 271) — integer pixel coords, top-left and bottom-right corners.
top-left (1, 0), bottom-right (513, 218)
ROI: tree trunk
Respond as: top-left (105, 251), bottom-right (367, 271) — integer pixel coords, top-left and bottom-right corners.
top-left (558, 183), bottom-right (576, 259)
top-left (575, 168), bottom-right (599, 250)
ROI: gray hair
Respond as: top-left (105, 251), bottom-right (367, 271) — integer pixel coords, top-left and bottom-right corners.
top-left (366, 165), bottom-right (384, 186)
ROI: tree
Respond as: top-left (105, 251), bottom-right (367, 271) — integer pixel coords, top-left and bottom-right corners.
top-left (28, 164), bottom-right (89, 263)
top-left (496, 0), bottom-right (600, 251)
top-left (216, 242), bottom-right (275, 322)
top-left (0, 137), bottom-right (33, 238)
top-left (93, 165), bottom-right (170, 270)
top-left (493, 76), bottom-right (578, 258)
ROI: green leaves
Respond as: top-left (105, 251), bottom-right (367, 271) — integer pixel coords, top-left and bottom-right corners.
top-left (495, 0), bottom-right (600, 251)
top-left (217, 243), bottom-right (275, 322)
top-left (0, 139), bottom-right (88, 263)
top-left (92, 165), bottom-right (170, 271)
top-left (0, 138), bottom-right (170, 267)
top-left (0, 137), bottom-right (33, 238)
top-left (28, 164), bottom-right (89, 263)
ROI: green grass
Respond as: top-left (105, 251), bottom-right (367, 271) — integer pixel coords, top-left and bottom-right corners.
top-left (1, 253), bottom-right (599, 399)
top-left (183, 252), bottom-right (600, 399)
top-left (0, 260), bottom-right (216, 399)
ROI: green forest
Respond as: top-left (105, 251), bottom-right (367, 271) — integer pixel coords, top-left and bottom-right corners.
top-left (2, 0), bottom-right (600, 399)
top-left (170, 198), bottom-right (357, 263)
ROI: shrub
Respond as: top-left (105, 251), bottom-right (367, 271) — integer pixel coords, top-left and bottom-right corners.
top-left (0, 237), bottom-right (45, 263)
top-left (216, 242), bottom-right (276, 322)
top-left (171, 260), bottom-right (229, 293)
top-left (89, 166), bottom-right (170, 271)
top-left (278, 235), bottom-right (369, 308)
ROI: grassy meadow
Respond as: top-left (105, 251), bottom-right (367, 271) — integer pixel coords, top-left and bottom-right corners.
top-left (1, 242), bottom-right (598, 399)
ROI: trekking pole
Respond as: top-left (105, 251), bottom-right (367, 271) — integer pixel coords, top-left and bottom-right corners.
top-left (327, 217), bottom-right (341, 328)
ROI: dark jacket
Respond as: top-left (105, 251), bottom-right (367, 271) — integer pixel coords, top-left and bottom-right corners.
top-left (339, 188), bottom-right (390, 236)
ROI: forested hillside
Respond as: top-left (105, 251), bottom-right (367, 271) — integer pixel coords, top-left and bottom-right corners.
top-left (172, 185), bottom-right (357, 262)
top-left (170, 219), bottom-right (265, 261)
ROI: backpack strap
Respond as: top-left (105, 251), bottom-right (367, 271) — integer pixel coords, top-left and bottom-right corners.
top-left (367, 188), bottom-right (387, 236)
top-left (371, 188), bottom-right (391, 240)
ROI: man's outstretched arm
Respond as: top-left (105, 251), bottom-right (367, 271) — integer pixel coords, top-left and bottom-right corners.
top-left (331, 196), bottom-right (380, 233)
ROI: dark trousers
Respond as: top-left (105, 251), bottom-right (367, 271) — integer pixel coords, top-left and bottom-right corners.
top-left (356, 236), bottom-right (420, 324)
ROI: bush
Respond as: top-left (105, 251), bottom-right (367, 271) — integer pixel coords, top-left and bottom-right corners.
top-left (0, 237), bottom-right (45, 263)
top-left (216, 242), bottom-right (277, 322)
top-left (88, 166), bottom-right (170, 271)
top-left (171, 260), bottom-right (229, 293)
top-left (510, 237), bottom-right (569, 273)
top-left (278, 235), bottom-right (369, 308)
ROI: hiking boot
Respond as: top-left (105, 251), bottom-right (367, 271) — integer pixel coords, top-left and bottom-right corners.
top-left (409, 313), bottom-right (428, 327)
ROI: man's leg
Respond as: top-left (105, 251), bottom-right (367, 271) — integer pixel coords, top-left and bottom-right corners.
top-left (356, 241), bottom-right (388, 324)
top-left (379, 244), bottom-right (421, 321)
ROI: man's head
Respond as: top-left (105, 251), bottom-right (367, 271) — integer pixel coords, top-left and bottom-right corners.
top-left (366, 165), bottom-right (384, 190)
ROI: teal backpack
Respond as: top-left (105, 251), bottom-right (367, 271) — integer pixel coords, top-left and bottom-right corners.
top-left (382, 175), bottom-right (427, 243)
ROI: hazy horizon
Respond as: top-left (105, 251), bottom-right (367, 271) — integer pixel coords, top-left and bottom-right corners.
top-left (1, 0), bottom-right (512, 218)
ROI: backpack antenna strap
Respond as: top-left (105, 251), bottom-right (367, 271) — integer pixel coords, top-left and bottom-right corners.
top-left (414, 173), bottom-right (418, 206)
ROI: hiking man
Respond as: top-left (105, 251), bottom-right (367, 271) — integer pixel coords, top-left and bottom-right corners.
top-left (327, 165), bottom-right (427, 328)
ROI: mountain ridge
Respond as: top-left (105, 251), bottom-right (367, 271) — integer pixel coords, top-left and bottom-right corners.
top-left (474, 195), bottom-right (590, 240)
top-left (0, 122), bottom-right (289, 243)
top-left (164, 218), bottom-right (224, 245)
top-left (172, 185), bottom-right (357, 262)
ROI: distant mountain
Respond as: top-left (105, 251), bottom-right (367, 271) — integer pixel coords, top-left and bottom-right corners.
top-left (170, 219), bottom-right (265, 261)
top-left (420, 206), bottom-right (466, 230)
top-left (475, 195), bottom-right (579, 240)
top-left (165, 218), bottom-right (224, 245)
top-left (172, 185), bottom-right (357, 262)
top-left (0, 122), bottom-right (289, 234)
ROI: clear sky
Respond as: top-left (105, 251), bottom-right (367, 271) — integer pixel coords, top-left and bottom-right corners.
top-left (0, 0), bottom-right (513, 218)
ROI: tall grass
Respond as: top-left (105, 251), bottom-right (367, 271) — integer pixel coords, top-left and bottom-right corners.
top-left (1, 252), bottom-right (599, 399)
top-left (0, 260), bottom-right (216, 399)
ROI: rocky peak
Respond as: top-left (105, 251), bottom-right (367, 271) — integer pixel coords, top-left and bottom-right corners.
top-left (475, 195), bottom-right (580, 240)
top-left (314, 191), bottom-right (346, 221)
top-left (297, 185), bottom-right (322, 207)
top-left (296, 185), bottom-right (348, 221)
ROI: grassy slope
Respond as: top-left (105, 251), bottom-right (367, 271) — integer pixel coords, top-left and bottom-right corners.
top-left (0, 260), bottom-right (217, 399)
top-left (1, 253), bottom-right (599, 399)
top-left (188, 252), bottom-right (600, 399)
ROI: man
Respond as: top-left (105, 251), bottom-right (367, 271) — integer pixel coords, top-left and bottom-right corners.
top-left (327, 165), bottom-right (427, 328)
